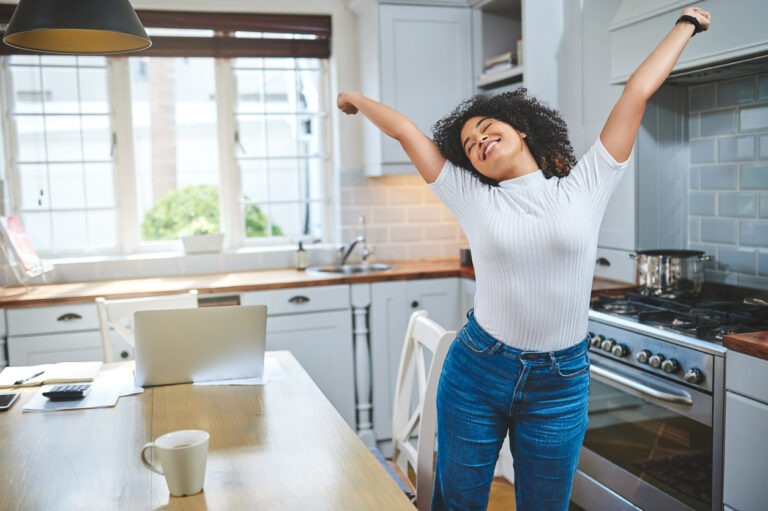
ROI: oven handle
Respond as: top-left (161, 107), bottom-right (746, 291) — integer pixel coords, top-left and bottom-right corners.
top-left (590, 365), bottom-right (693, 405)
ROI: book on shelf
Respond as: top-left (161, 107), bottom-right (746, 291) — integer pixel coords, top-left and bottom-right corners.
top-left (484, 51), bottom-right (516, 68)
top-left (482, 60), bottom-right (516, 74)
top-left (0, 361), bottom-right (102, 388)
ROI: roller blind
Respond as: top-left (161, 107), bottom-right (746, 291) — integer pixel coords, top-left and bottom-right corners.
top-left (0, 6), bottom-right (332, 58)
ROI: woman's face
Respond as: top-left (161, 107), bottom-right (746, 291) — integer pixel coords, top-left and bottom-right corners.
top-left (460, 116), bottom-right (529, 181)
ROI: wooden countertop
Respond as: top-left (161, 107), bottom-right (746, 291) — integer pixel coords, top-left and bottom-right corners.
top-left (724, 331), bottom-right (768, 361)
top-left (0, 259), bottom-right (634, 309)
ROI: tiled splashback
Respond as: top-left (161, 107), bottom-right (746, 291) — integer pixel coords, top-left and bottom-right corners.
top-left (339, 169), bottom-right (466, 262)
top-left (688, 73), bottom-right (768, 291)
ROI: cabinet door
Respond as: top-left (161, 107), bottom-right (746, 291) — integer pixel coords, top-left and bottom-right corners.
top-left (266, 310), bottom-right (356, 428)
top-left (370, 278), bottom-right (460, 446)
top-left (374, 4), bottom-right (473, 174)
top-left (724, 391), bottom-right (768, 511)
top-left (8, 331), bottom-right (103, 366)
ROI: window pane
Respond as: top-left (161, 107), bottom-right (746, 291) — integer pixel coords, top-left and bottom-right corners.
top-left (233, 56), bottom-right (326, 241)
top-left (130, 57), bottom-right (221, 242)
top-left (5, 56), bottom-right (114, 255)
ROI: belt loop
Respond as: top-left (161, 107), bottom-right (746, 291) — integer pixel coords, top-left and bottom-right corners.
top-left (549, 351), bottom-right (557, 371)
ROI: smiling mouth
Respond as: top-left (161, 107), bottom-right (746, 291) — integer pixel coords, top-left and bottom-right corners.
top-left (482, 139), bottom-right (500, 160)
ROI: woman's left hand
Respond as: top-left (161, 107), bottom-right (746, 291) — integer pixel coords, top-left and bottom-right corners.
top-left (681, 6), bottom-right (711, 32)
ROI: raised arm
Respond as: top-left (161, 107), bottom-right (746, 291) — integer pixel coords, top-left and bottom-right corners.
top-left (337, 91), bottom-right (446, 183)
top-left (600, 7), bottom-right (711, 162)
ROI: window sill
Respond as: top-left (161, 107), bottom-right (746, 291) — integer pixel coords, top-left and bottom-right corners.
top-left (12, 245), bottom-right (339, 285)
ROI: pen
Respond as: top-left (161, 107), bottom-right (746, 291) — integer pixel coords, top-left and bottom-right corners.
top-left (14, 370), bottom-right (44, 386)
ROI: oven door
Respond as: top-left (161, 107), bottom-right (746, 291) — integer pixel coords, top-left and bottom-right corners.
top-left (571, 356), bottom-right (717, 511)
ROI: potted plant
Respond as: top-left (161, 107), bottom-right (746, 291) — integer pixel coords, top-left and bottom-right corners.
top-left (179, 217), bottom-right (224, 254)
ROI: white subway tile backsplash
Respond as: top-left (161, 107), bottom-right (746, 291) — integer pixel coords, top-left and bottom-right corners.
top-left (701, 218), bottom-right (738, 244)
top-left (761, 135), bottom-right (768, 159)
top-left (690, 139), bottom-right (717, 164)
top-left (689, 192), bottom-right (716, 215)
top-left (739, 220), bottom-right (768, 247)
top-left (718, 135), bottom-right (756, 162)
top-left (760, 194), bottom-right (768, 218)
top-left (701, 109), bottom-right (738, 137)
top-left (718, 246), bottom-right (756, 273)
top-left (717, 77), bottom-right (756, 107)
top-left (690, 84), bottom-right (716, 112)
top-left (741, 164), bottom-right (768, 189)
top-left (407, 205), bottom-right (443, 223)
top-left (740, 104), bottom-right (768, 131)
top-left (700, 165), bottom-right (737, 189)
top-left (719, 193), bottom-right (757, 217)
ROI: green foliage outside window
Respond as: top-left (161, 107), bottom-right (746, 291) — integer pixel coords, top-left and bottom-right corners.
top-left (141, 184), bottom-right (282, 241)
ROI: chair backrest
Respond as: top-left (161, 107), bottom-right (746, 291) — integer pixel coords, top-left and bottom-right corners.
top-left (95, 290), bottom-right (199, 363)
top-left (391, 310), bottom-right (455, 511)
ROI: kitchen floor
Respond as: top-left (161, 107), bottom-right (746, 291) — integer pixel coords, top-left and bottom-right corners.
top-left (488, 477), bottom-right (517, 510)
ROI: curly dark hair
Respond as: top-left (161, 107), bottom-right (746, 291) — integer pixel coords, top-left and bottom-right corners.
top-left (431, 88), bottom-right (576, 185)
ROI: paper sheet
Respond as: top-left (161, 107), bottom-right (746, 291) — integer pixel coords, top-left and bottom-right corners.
top-left (22, 365), bottom-right (133, 412)
top-left (193, 356), bottom-right (285, 386)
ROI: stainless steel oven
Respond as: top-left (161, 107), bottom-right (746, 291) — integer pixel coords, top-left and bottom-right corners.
top-left (571, 314), bottom-right (725, 511)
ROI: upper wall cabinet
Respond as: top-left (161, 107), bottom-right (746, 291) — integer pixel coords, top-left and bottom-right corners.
top-left (471, 0), bottom-right (562, 109)
top-left (610, 0), bottom-right (768, 84)
top-left (352, 1), bottom-right (473, 175)
top-left (471, 0), bottom-right (523, 91)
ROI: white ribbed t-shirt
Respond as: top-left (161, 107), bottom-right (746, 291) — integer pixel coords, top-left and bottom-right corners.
top-left (429, 138), bottom-right (628, 352)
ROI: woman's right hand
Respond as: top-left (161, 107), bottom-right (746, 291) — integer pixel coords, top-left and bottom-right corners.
top-left (337, 92), bottom-right (359, 115)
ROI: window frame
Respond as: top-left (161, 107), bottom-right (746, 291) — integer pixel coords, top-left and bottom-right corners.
top-left (0, 9), bottom-right (335, 257)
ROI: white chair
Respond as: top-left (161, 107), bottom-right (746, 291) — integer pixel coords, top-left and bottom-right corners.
top-left (95, 290), bottom-right (199, 363)
top-left (391, 310), bottom-right (456, 511)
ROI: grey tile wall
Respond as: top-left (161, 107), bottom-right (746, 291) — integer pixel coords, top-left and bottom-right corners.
top-left (689, 74), bottom-right (768, 291)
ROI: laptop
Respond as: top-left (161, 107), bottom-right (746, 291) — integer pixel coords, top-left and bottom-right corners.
top-left (133, 305), bottom-right (267, 387)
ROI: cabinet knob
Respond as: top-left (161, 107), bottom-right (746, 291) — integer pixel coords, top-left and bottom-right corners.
top-left (411, 301), bottom-right (419, 309)
top-left (288, 295), bottom-right (310, 305)
top-left (120, 351), bottom-right (130, 360)
top-left (57, 313), bottom-right (83, 322)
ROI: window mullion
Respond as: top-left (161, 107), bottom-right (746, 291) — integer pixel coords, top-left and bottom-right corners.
top-left (215, 57), bottom-right (242, 248)
top-left (0, 58), bottom-right (21, 217)
top-left (108, 58), bottom-right (140, 254)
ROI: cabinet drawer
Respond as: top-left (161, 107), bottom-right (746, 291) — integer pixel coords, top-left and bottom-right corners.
top-left (7, 303), bottom-right (100, 336)
top-left (726, 350), bottom-right (768, 403)
top-left (241, 285), bottom-right (349, 315)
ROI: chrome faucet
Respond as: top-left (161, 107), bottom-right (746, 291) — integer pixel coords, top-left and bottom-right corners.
top-left (339, 215), bottom-right (370, 265)
top-left (339, 235), bottom-right (366, 265)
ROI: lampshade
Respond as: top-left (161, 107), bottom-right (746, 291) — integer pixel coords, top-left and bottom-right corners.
top-left (3, 0), bottom-right (151, 54)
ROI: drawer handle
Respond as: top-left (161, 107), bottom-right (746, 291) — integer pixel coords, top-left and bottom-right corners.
top-left (57, 313), bottom-right (83, 322)
top-left (288, 295), bottom-right (310, 305)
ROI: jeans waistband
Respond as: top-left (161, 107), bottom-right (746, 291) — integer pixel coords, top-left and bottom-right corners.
top-left (464, 311), bottom-right (588, 361)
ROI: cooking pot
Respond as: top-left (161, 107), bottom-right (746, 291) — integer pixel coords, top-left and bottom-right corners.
top-left (629, 250), bottom-right (712, 296)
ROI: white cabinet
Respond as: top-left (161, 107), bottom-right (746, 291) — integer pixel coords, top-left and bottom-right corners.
top-left (723, 350), bottom-right (768, 511)
top-left (472, 0), bottom-right (563, 109)
top-left (6, 303), bottom-right (103, 365)
top-left (353, 1), bottom-right (473, 175)
top-left (368, 278), bottom-right (460, 449)
top-left (241, 285), bottom-right (356, 428)
top-left (608, 0), bottom-right (768, 84)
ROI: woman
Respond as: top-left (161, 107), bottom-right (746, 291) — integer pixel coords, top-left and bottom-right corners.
top-left (338, 7), bottom-right (711, 510)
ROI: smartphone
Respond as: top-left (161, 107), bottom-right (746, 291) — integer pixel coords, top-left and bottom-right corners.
top-left (0, 393), bottom-right (20, 411)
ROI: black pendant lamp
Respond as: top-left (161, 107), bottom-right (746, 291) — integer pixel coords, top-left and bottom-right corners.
top-left (3, 0), bottom-right (151, 55)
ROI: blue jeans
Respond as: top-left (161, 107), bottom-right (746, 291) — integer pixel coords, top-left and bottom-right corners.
top-left (432, 312), bottom-right (590, 511)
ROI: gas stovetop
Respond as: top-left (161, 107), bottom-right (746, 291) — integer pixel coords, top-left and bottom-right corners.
top-left (591, 283), bottom-right (768, 344)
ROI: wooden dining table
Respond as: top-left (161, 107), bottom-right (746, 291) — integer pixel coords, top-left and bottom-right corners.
top-left (0, 351), bottom-right (415, 510)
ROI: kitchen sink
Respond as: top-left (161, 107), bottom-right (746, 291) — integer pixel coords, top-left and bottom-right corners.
top-left (305, 263), bottom-right (393, 275)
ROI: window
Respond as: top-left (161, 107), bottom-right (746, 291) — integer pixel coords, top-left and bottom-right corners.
top-left (2, 55), bottom-right (115, 254)
top-left (0, 10), bottom-right (332, 257)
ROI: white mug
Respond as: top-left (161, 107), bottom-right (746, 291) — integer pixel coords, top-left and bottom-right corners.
top-left (140, 429), bottom-right (209, 497)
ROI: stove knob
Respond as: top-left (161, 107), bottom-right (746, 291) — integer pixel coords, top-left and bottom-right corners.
top-left (685, 368), bottom-right (704, 384)
top-left (589, 334), bottom-right (604, 349)
top-left (661, 358), bottom-right (680, 374)
top-left (600, 338), bottom-right (616, 353)
top-left (611, 344), bottom-right (629, 358)
top-left (636, 350), bottom-right (652, 364)
top-left (648, 354), bottom-right (665, 369)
